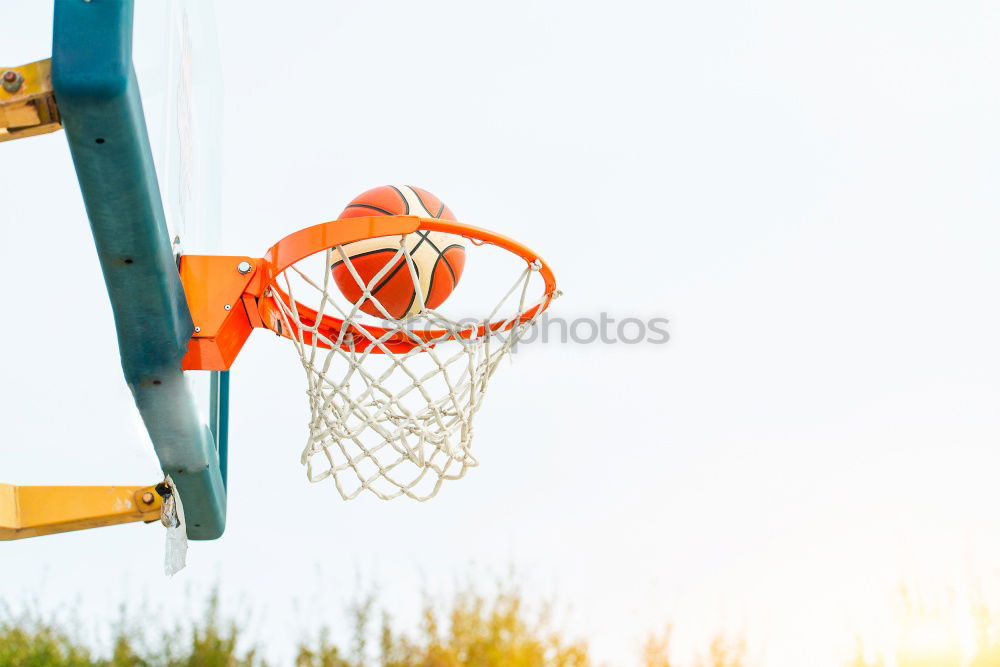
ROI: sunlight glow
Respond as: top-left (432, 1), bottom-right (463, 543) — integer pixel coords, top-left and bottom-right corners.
top-left (896, 617), bottom-right (963, 667)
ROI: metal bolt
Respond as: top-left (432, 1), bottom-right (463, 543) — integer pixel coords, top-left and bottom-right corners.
top-left (141, 491), bottom-right (155, 504)
top-left (1, 70), bottom-right (22, 93)
top-left (237, 261), bottom-right (252, 274)
top-left (194, 326), bottom-right (201, 333)
top-left (224, 304), bottom-right (231, 311)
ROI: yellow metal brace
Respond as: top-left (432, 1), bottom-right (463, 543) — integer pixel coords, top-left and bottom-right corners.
top-left (0, 484), bottom-right (165, 540)
top-left (0, 59), bottom-right (62, 142)
top-left (1, 59), bottom-right (164, 540)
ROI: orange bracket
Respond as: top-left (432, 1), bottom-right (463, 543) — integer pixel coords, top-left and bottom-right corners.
top-left (180, 256), bottom-right (263, 371)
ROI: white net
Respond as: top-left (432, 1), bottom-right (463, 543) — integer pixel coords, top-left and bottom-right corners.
top-left (265, 234), bottom-right (555, 500)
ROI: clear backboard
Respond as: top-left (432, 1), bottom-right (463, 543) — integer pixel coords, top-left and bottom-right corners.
top-left (141, 0), bottom-right (223, 258)
top-left (138, 0), bottom-right (227, 462)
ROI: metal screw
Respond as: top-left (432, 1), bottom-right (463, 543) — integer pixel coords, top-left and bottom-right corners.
top-left (141, 491), bottom-right (155, 504)
top-left (237, 261), bottom-right (252, 274)
top-left (224, 304), bottom-right (231, 311)
top-left (194, 326), bottom-right (201, 333)
top-left (1, 70), bottom-right (22, 93)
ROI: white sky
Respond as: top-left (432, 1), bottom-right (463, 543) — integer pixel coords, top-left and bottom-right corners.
top-left (4, 1), bottom-right (1000, 665)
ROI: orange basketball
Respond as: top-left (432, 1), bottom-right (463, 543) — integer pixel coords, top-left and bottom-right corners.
top-left (332, 185), bottom-right (466, 319)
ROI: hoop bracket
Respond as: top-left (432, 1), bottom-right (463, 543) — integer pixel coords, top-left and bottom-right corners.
top-left (180, 256), bottom-right (262, 371)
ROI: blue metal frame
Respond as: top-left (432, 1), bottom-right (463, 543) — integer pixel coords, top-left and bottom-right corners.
top-left (211, 371), bottom-right (230, 488)
top-left (52, 0), bottom-right (228, 539)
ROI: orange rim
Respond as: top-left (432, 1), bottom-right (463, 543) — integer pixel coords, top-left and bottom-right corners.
top-left (257, 216), bottom-right (557, 353)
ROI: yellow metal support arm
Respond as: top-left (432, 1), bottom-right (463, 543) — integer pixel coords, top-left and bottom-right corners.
top-left (0, 484), bottom-right (164, 540)
top-left (0, 59), bottom-right (62, 142)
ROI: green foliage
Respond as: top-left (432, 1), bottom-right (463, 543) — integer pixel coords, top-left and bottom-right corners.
top-left (0, 583), bottom-right (591, 667)
top-left (0, 616), bottom-right (95, 667)
top-left (297, 583), bottom-right (589, 667)
top-left (293, 628), bottom-right (352, 667)
top-left (156, 593), bottom-right (264, 667)
top-left (0, 593), bottom-right (265, 667)
top-left (0, 582), bottom-right (752, 667)
top-left (406, 585), bottom-right (589, 667)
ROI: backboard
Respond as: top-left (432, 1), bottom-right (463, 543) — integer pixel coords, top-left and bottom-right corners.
top-left (52, 0), bottom-right (228, 539)
top-left (138, 0), bottom-right (228, 487)
top-left (139, 0), bottom-right (223, 258)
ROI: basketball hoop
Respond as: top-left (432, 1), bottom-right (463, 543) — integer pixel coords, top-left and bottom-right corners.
top-left (179, 215), bottom-right (559, 500)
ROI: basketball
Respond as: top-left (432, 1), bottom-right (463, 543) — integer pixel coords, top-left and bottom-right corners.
top-left (331, 185), bottom-right (466, 319)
